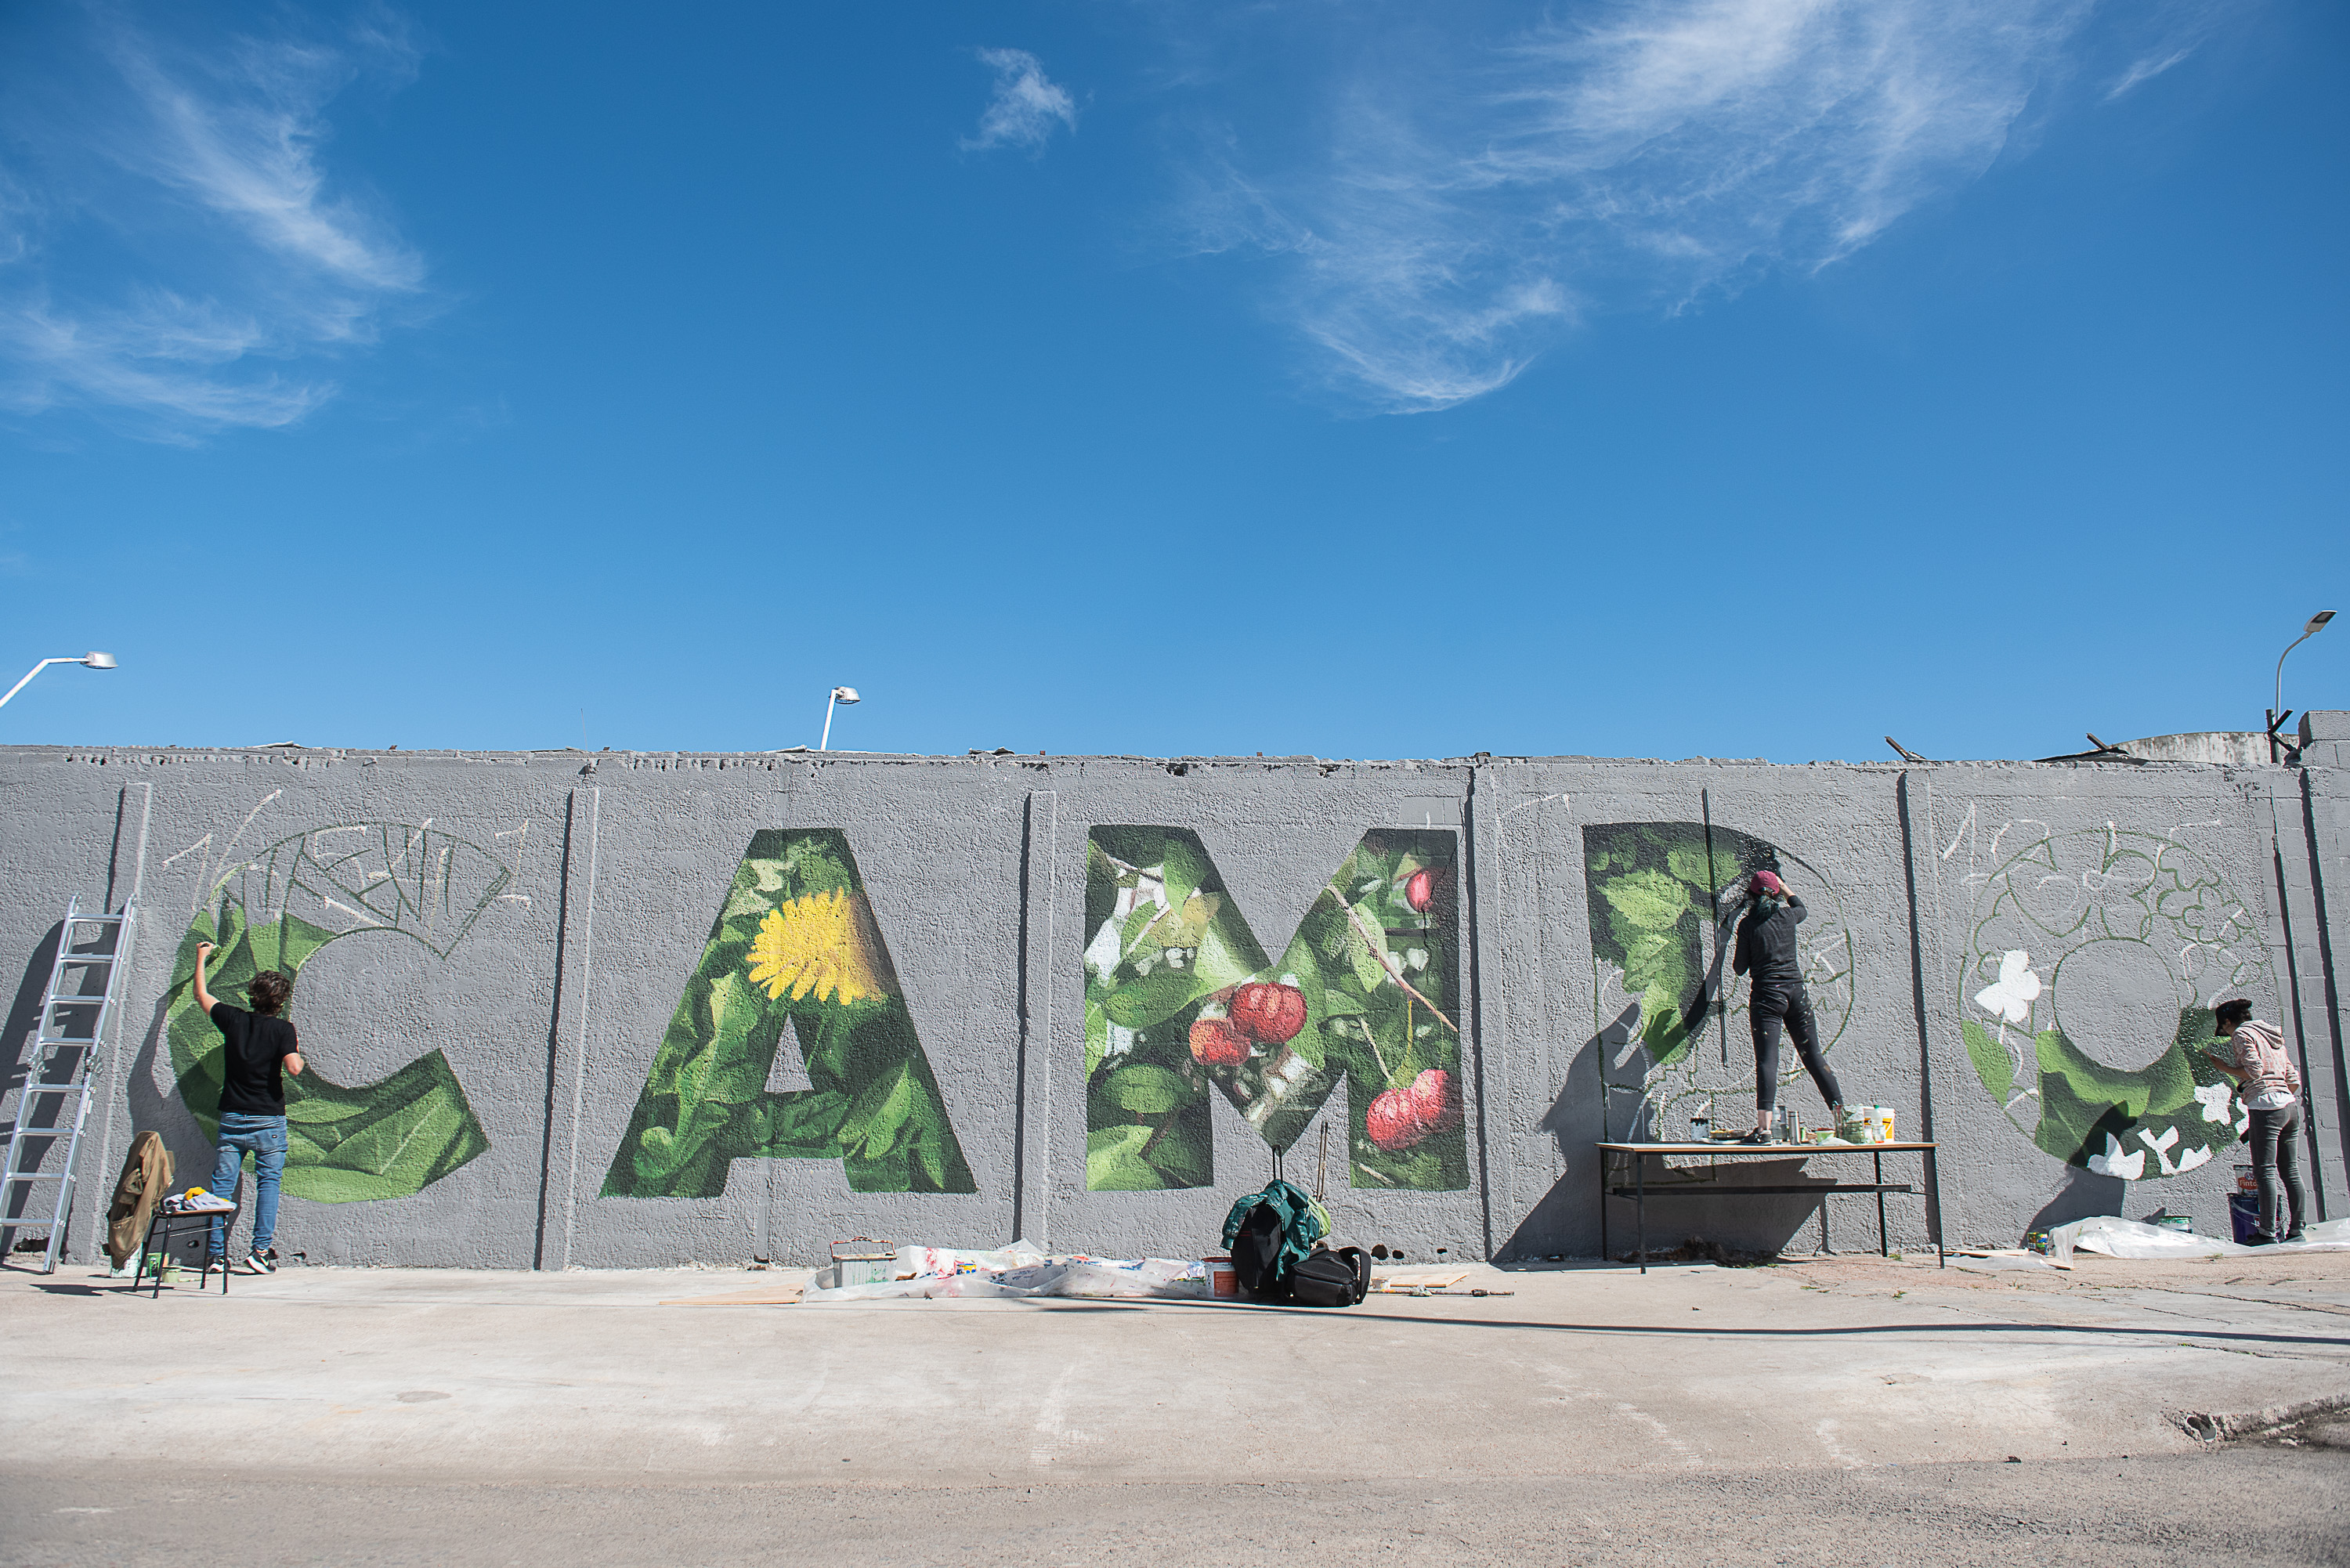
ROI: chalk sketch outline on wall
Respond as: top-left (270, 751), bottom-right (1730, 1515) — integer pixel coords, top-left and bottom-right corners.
top-left (1957, 823), bottom-right (2264, 1180)
top-left (165, 821), bottom-right (512, 1202)
top-left (600, 829), bottom-right (975, 1198)
top-left (1582, 822), bottom-right (1854, 1138)
top-left (1082, 827), bottom-right (1467, 1193)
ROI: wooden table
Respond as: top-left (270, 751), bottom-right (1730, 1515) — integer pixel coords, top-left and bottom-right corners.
top-left (1596, 1140), bottom-right (1944, 1274)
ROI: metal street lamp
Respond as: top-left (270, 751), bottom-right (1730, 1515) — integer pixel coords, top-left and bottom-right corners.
top-left (819, 685), bottom-right (861, 751)
top-left (0, 652), bottom-right (118, 712)
top-left (2271, 612), bottom-right (2335, 761)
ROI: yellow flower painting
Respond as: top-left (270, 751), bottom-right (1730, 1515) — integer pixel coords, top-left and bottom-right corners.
top-left (747, 888), bottom-right (884, 1006)
top-left (604, 829), bottom-right (970, 1198)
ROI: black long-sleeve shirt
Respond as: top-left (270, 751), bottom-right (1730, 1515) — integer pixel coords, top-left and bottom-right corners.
top-left (1732, 894), bottom-right (1806, 986)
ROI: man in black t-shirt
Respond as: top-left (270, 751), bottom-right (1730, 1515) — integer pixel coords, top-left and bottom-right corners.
top-left (191, 941), bottom-right (305, 1274)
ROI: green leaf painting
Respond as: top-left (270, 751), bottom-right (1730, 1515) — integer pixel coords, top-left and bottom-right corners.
top-left (601, 829), bottom-right (974, 1198)
top-left (1582, 822), bottom-right (1780, 1068)
top-left (165, 823), bottom-right (508, 1203)
top-left (1958, 827), bottom-right (2267, 1180)
top-left (1082, 826), bottom-right (1467, 1192)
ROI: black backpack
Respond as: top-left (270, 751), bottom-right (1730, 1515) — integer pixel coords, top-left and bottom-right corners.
top-left (1288, 1245), bottom-right (1370, 1308)
top-left (1229, 1201), bottom-right (1293, 1302)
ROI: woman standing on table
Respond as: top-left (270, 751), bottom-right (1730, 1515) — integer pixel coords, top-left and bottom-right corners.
top-left (2208, 999), bottom-right (2307, 1245)
top-left (1731, 869), bottom-right (1848, 1144)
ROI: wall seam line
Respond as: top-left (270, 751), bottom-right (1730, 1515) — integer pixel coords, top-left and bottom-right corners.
top-left (558, 786), bottom-right (602, 1270)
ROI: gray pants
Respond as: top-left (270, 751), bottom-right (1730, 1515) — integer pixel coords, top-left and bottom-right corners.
top-left (2247, 1101), bottom-right (2308, 1239)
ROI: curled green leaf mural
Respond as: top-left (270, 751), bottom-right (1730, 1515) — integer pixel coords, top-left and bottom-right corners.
top-left (166, 823), bottom-right (504, 1203)
top-left (1959, 826), bottom-right (2265, 1180)
top-left (1082, 827), bottom-right (1466, 1192)
top-left (602, 829), bottom-right (974, 1198)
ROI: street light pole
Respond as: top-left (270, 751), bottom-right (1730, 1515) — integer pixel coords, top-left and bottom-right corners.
top-left (0, 652), bottom-right (118, 712)
top-left (819, 685), bottom-right (861, 751)
top-left (2272, 611), bottom-right (2334, 761)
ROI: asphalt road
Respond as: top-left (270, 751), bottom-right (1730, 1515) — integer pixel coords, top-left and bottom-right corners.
top-left (6, 1447), bottom-right (2348, 1567)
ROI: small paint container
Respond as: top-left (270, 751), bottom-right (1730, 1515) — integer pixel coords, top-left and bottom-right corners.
top-left (1204, 1255), bottom-right (1238, 1299)
top-left (830, 1237), bottom-right (898, 1288)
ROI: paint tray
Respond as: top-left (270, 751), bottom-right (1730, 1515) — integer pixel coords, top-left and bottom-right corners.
top-left (831, 1237), bottom-right (898, 1288)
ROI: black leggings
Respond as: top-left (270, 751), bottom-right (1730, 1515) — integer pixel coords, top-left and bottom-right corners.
top-left (2248, 1101), bottom-right (2309, 1238)
top-left (1752, 984), bottom-right (1842, 1114)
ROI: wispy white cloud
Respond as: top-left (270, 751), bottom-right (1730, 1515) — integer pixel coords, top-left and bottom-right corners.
top-left (0, 6), bottom-right (425, 440)
top-left (2107, 49), bottom-right (2194, 99)
top-left (963, 47), bottom-right (1079, 154)
top-left (1180, 0), bottom-right (2226, 412)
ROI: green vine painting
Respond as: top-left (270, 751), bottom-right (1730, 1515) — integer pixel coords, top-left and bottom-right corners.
top-left (1082, 827), bottom-right (1466, 1193)
top-left (1958, 826), bottom-right (2265, 1180)
top-left (1583, 822), bottom-right (1853, 1136)
top-left (602, 829), bottom-right (974, 1198)
top-left (165, 824), bottom-right (502, 1203)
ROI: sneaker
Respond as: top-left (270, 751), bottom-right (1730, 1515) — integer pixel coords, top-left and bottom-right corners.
top-left (2243, 1231), bottom-right (2279, 1247)
top-left (2283, 1230), bottom-right (2307, 1244)
top-left (231, 1252), bottom-right (275, 1275)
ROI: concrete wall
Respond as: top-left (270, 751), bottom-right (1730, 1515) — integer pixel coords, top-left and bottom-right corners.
top-left (2, 732), bottom-right (2343, 1269)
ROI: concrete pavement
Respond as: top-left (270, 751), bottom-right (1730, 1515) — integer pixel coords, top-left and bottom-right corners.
top-left (5, 1250), bottom-right (2348, 1483)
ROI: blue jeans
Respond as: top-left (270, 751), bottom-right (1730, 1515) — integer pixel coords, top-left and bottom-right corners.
top-left (208, 1113), bottom-right (288, 1259)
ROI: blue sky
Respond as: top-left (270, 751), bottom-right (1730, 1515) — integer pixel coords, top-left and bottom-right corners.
top-left (2, 0), bottom-right (2342, 761)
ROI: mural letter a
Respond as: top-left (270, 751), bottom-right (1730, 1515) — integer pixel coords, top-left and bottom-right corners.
top-left (601, 829), bottom-right (975, 1198)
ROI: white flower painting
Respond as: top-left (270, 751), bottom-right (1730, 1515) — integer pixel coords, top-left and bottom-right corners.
top-left (2085, 1133), bottom-right (2145, 1181)
top-left (2193, 1081), bottom-right (2235, 1125)
top-left (1974, 950), bottom-right (2043, 1026)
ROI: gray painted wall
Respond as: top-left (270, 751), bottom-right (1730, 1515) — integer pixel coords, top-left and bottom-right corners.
top-left (3, 730), bottom-right (2343, 1269)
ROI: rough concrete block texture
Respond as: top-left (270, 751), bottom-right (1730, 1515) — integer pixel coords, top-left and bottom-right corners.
top-left (0, 743), bottom-right (2341, 1269)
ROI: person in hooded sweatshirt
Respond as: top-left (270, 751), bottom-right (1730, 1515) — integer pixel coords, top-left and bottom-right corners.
top-left (1730, 868), bottom-right (1847, 1144)
top-left (2207, 999), bottom-right (2306, 1244)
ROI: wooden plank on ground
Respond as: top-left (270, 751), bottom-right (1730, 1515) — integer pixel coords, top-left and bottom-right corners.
top-left (661, 1284), bottom-right (805, 1306)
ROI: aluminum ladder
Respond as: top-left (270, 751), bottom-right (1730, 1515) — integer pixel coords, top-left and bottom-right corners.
top-left (2, 897), bottom-right (137, 1273)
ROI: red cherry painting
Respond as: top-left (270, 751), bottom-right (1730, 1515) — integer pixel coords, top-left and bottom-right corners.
top-left (1228, 981), bottom-right (1307, 1044)
top-left (1405, 869), bottom-right (1437, 912)
top-left (1365, 1089), bottom-right (1427, 1151)
top-left (1188, 1017), bottom-right (1250, 1067)
top-left (1405, 1068), bottom-right (1459, 1131)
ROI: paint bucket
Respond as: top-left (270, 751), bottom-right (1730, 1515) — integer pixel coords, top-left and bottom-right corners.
top-left (2229, 1194), bottom-right (2261, 1245)
top-left (1871, 1107), bottom-right (1896, 1144)
top-left (2235, 1164), bottom-right (2258, 1194)
top-left (1204, 1255), bottom-right (1238, 1300)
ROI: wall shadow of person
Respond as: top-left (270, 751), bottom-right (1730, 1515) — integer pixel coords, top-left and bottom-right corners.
top-left (2026, 1165), bottom-right (2130, 1235)
top-left (1495, 1007), bottom-right (1629, 1261)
